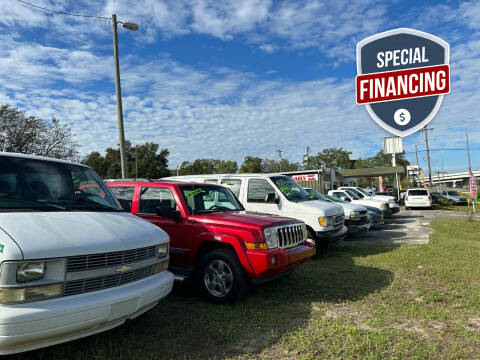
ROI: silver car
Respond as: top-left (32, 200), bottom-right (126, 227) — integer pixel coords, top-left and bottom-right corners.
top-left (440, 190), bottom-right (468, 205)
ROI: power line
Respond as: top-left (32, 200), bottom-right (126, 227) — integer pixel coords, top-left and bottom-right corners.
top-left (13, 0), bottom-right (109, 19)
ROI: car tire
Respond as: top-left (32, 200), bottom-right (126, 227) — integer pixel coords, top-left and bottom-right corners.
top-left (198, 249), bottom-right (249, 304)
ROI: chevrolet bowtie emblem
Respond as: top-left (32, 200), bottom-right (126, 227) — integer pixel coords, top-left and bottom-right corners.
top-left (116, 265), bottom-right (131, 273)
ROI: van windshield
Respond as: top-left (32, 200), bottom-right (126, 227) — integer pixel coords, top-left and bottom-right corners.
top-left (0, 156), bottom-right (122, 211)
top-left (179, 185), bottom-right (244, 214)
top-left (305, 188), bottom-right (332, 202)
top-left (345, 190), bottom-right (361, 200)
top-left (271, 176), bottom-right (312, 202)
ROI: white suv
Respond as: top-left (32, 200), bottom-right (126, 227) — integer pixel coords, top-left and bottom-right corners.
top-left (405, 188), bottom-right (432, 209)
top-left (0, 153), bottom-right (174, 355)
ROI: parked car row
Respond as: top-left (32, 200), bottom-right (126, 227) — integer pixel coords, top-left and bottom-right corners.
top-left (0, 154), bottom-right (408, 355)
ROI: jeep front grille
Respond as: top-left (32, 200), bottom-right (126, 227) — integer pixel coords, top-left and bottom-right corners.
top-left (276, 224), bottom-right (305, 249)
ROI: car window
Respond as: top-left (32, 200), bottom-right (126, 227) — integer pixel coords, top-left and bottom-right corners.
top-left (220, 178), bottom-right (242, 197)
top-left (110, 186), bottom-right (135, 211)
top-left (179, 185), bottom-right (243, 214)
top-left (247, 179), bottom-right (275, 203)
top-left (408, 190), bottom-right (428, 196)
top-left (204, 179), bottom-right (218, 184)
top-left (447, 191), bottom-right (460, 196)
top-left (0, 156), bottom-right (121, 211)
top-left (139, 187), bottom-right (177, 215)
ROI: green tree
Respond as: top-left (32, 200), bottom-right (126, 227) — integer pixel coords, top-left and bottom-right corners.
top-left (262, 159), bottom-right (300, 173)
top-left (239, 156), bottom-right (263, 173)
top-left (305, 147), bottom-right (352, 170)
top-left (83, 141), bottom-right (170, 179)
top-left (0, 105), bottom-right (79, 160)
top-left (217, 160), bottom-right (238, 174)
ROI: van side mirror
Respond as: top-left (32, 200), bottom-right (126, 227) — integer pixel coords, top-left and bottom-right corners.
top-left (156, 206), bottom-right (182, 221)
top-left (265, 192), bottom-right (279, 204)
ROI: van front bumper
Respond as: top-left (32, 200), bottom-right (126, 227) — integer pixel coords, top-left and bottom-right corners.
top-left (315, 225), bottom-right (348, 243)
top-left (345, 218), bottom-right (370, 234)
top-left (0, 271), bottom-right (174, 355)
top-left (248, 242), bottom-right (315, 282)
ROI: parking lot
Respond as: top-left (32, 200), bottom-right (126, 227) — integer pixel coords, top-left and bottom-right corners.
top-left (350, 207), bottom-right (470, 245)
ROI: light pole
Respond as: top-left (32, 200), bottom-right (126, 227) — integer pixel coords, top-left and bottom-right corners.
top-left (112, 14), bottom-right (139, 179)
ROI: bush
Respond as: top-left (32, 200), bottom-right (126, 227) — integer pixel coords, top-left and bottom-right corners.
top-left (438, 198), bottom-right (451, 207)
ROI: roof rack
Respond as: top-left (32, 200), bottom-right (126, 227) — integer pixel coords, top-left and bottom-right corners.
top-left (104, 178), bottom-right (155, 182)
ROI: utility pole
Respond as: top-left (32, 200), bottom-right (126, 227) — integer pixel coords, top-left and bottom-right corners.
top-left (276, 149), bottom-right (283, 172)
top-left (306, 146), bottom-right (310, 169)
top-left (415, 145), bottom-right (419, 165)
top-left (466, 124), bottom-right (472, 170)
top-left (419, 127), bottom-right (433, 188)
top-left (135, 147), bottom-right (138, 179)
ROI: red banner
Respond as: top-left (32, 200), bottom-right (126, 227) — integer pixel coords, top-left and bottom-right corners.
top-left (469, 167), bottom-right (478, 199)
top-left (356, 64), bottom-right (450, 104)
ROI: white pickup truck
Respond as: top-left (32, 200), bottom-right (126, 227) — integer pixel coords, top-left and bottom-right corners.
top-left (0, 153), bottom-right (174, 355)
top-left (167, 174), bottom-right (348, 248)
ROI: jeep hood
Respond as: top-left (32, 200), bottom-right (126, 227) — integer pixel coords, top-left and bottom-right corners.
top-left (192, 211), bottom-right (301, 229)
top-left (0, 212), bottom-right (169, 260)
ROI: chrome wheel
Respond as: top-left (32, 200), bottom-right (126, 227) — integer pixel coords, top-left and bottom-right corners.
top-left (203, 259), bottom-right (234, 298)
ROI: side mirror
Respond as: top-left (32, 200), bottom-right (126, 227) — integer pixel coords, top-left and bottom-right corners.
top-left (344, 197), bottom-right (351, 202)
top-left (156, 206), bottom-right (182, 221)
top-left (265, 192), bottom-right (279, 204)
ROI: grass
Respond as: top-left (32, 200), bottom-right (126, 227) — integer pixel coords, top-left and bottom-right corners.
top-left (11, 219), bottom-right (480, 360)
top-left (432, 202), bottom-right (479, 214)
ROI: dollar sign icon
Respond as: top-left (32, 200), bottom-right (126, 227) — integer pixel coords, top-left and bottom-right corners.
top-left (394, 109), bottom-right (411, 126)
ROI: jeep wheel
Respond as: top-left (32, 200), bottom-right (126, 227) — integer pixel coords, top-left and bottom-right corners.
top-left (198, 249), bottom-right (249, 304)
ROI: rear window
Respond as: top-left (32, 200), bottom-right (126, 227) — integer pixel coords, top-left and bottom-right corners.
top-left (408, 190), bottom-right (428, 196)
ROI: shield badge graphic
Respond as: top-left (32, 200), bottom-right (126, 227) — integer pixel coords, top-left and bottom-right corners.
top-left (356, 28), bottom-right (450, 137)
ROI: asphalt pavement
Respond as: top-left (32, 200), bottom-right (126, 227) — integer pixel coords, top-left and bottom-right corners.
top-left (345, 207), bottom-right (472, 245)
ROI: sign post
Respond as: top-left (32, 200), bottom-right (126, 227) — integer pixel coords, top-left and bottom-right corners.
top-left (384, 136), bottom-right (403, 200)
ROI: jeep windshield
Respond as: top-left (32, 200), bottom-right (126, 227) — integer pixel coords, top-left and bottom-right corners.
top-left (271, 176), bottom-right (313, 202)
top-left (0, 156), bottom-right (122, 211)
top-left (179, 185), bottom-right (244, 214)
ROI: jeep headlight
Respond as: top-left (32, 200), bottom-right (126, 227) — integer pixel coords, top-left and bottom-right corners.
top-left (157, 243), bottom-right (169, 258)
top-left (318, 217), bottom-right (329, 227)
top-left (263, 227), bottom-right (279, 249)
top-left (17, 262), bottom-right (45, 283)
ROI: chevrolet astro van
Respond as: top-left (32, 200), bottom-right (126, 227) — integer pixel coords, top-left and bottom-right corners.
top-left (0, 153), bottom-right (173, 355)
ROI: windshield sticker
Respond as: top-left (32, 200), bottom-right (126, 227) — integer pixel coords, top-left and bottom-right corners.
top-left (0, 244), bottom-right (4, 254)
top-left (186, 188), bottom-right (204, 198)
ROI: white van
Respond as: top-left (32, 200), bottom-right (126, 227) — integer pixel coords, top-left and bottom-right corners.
top-left (167, 174), bottom-right (347, 247)
top-left (328, 189), bottom-right (389, 217)
top-left (405, 188), bottom-right (432, 209)
top-left (0, 153), bottom-right (174, 355)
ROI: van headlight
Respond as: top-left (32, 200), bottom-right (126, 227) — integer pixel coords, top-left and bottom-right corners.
top-left (388, 199), bottom-right (396, 204)
top-left (157, 243), bottom-right (169, 258)
top-left (17, 262), bottom-right (46, 283)
top-left (0, 283), bottom-right (64, 305)
top-left (263, 227), bottom-right (279, 249)
top-left (380, 204), bottom-right (385, 209)
top-left (318, 217), bottom-right (329, 227)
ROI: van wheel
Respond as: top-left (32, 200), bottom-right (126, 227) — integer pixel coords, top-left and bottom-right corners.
top-left (198, 249), bottom-right (249, 304)
top-left (308, 229), bottom-right (328, 250)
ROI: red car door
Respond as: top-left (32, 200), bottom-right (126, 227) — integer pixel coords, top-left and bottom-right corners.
top-left (136, 185), bottom-right (193, 269)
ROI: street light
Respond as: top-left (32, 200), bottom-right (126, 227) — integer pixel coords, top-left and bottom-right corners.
top-left (112, 14), bottom-right (138, 179)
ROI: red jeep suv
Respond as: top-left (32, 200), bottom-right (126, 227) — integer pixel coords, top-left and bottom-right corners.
top-left (106, 180), bottom-right (315, 304)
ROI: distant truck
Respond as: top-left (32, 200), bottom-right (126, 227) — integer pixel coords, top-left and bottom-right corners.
top-left (167, 174), bottom-right (348, 248)
top-left (106, 180), bottom-right (315, 304)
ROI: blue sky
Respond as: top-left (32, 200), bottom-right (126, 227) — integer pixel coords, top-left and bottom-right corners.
top-left (1, 0), bottom-right (479, 174)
